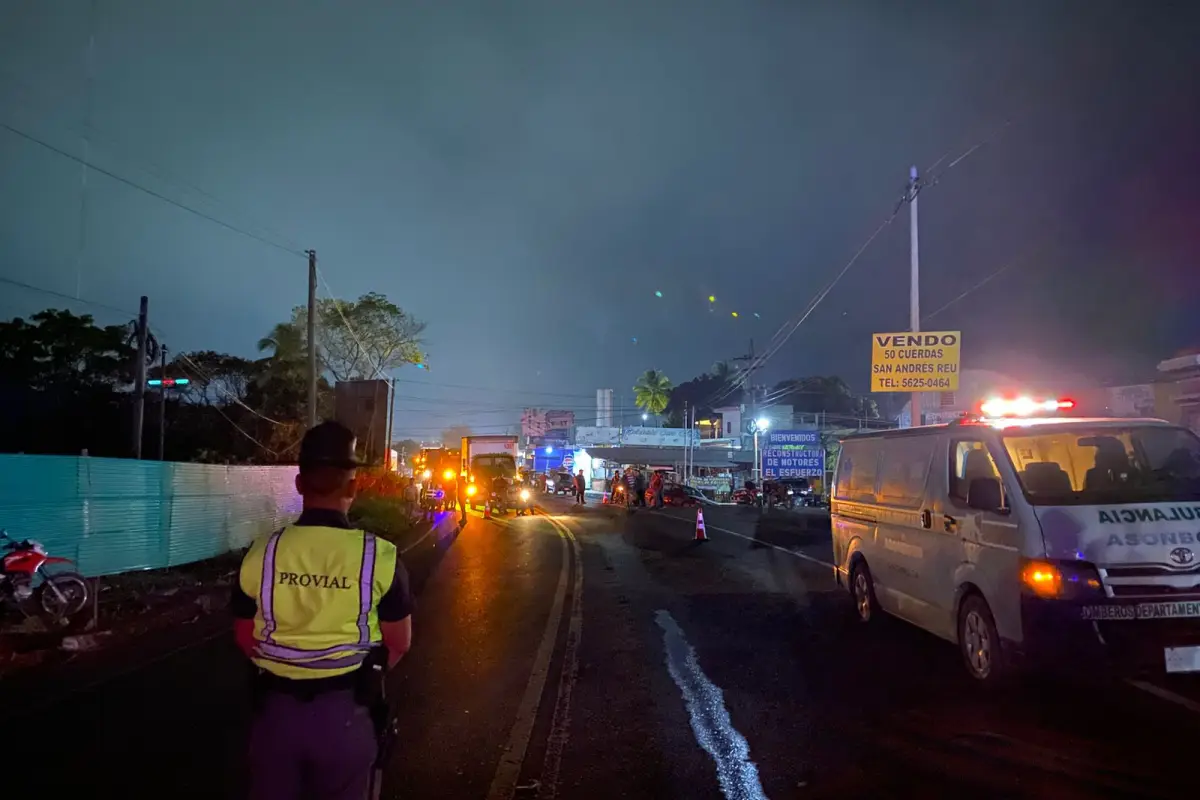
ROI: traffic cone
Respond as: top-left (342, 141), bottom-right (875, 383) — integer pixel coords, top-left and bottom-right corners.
top-left (694, 507), bottom-right (708, 542)
top-left (483, 502), bottom-right (492, 520)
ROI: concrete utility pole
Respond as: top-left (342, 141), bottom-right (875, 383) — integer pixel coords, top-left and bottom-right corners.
top-left (131, 295), bottom-right (149, 459)
top-left (158, 345), bottom-right (168, 460)
top-left (730, 337), bottom-right (758, 413)
top-left (306, 249), bottom-right (318, 430)
top-left (908, 166), bottom-right (921, 428)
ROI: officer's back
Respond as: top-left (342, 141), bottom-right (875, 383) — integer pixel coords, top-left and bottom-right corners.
top-left (231, 421), bottom-right (413, 800)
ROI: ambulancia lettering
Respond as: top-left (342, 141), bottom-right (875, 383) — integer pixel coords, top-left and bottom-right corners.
top-left (278, 571), bottom-right (356, 589)
top-left (1097, 507), bottom-right (1200, 524)
top-left (1105, 531), bottom-right (1197, 547)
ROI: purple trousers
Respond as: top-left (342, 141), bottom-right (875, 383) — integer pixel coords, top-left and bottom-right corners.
top-left (248, 688), bottom-right (378, 800)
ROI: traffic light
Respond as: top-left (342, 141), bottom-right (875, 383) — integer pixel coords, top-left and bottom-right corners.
top-left (147, 378), bottom-right (190, 387)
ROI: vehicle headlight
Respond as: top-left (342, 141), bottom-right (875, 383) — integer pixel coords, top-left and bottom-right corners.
top-left (547, 481), bottom-right (555, 488)
top-left (520, 489), bottom-right (530, 501)
top-left (423, 469), bottom-right (432, 480)
top-left (444, 469), bottom-right (455, 481)
top-left (466, 485), bottom-right (477, 497)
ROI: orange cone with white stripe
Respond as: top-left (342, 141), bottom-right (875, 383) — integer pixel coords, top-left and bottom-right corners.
top-left (484, 501), bottom-right (492, 519)
top-left (694, 507), bottom-right (708, 542)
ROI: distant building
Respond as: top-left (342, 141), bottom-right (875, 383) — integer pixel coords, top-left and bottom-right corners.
top-left (595, 389), bottom-right (614, 427)
top-left (1157, 350), bottom-right (1200, 434)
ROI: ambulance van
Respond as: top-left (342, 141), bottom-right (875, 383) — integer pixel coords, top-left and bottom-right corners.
top-left (831, 397), bottom-right (1200, 684)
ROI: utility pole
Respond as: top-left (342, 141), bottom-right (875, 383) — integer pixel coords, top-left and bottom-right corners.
top-left (131, 295), bottom-right (149, 459)
top-left (306, 249), bottom-right (318, 430)
top-left (730, 338), bottom-right (758, 417)
top-left (908, 165), bottom-right (921, 428)
top-left (385, 378), bottom-right (396, 471)
top-left (158, 345), bottom-right (168, 461)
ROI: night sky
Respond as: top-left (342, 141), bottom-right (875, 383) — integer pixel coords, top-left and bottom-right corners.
top-left (2, 1), bottom-right (1198, 440)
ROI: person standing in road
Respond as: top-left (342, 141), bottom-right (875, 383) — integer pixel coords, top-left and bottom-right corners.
top-left (634, 468), bottom-right (647, 507)
top-left (232, 421), bottom-right (414, 800)
top-left (574, 469), bottom-right (586, 504)
top-left (650, 470), bottom-right (664, 509)
top-left (457, 470), bottom-right (469, 524)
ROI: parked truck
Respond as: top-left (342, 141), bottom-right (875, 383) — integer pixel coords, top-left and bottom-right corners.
top-left (461, 435), bottom-right (520, 513)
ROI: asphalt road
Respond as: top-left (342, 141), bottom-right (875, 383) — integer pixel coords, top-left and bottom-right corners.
top-left (3, 498), bottom-right (1200, 798)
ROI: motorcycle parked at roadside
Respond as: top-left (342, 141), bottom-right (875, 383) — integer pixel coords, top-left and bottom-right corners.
top-left (1, 529), bottom-right (90, 625)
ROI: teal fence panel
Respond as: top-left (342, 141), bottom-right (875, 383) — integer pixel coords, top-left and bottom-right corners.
top-left (0, 455), bottom-right (301, 577)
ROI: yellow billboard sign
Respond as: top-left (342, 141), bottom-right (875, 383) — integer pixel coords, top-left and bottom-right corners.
top-left (871, 331), bottom-right (961, 392)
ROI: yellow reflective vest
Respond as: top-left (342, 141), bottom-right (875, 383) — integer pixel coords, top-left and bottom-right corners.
top-left (239, 524), bottom-right (399, 680)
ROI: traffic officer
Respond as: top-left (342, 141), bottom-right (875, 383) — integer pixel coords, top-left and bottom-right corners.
top-left (231, 420), bottom-right (414, 800)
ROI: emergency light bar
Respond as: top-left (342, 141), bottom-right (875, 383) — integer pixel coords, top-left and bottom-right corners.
top-left (979, 396), bottom-right (1075, 418)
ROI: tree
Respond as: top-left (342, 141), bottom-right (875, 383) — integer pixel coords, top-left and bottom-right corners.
top-left (771, 376), bottom-right (879, 421)
top-left (440, 426), bottom-right (472, 447)
top-left (0, 309), bottom-right (135, 390)
top-left (161, 350), bottom-right (255, 406)
top-left (664, 372), bottom-right (723, 419)
top-left (633, 370), bottom-right (673, 423)
top-left (287, 292), bottom-right (426, 382)
top-left (393, 438), bottom-right (421, 456)
top-left (257, 321), bottom-right (308, 380)
top-left (0, 309), bottom-right (138, 455)
top-left (711, 360), bottom-right (738, 385)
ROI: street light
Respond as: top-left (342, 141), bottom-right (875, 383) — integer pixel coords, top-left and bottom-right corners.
top-left (642, 413), bottom-right (648, 422)
top-left (753, 417), bottom-right (769, 483)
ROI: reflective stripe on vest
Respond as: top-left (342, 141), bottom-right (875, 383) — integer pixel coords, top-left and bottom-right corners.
top-left (253, 529), bottom-right (378, 670)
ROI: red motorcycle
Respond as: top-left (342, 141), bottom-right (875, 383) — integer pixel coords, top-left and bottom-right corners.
top-left (1, 530), bottom-right (90, 624)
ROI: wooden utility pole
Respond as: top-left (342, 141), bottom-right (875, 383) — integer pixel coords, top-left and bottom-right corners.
top-left (306, 249), bottom-right (318, 429)
top-left (131, 295), bottom-right (149, 459)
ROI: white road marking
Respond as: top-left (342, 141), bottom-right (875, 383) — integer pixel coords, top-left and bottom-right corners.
top-left (1127, 680), bottom-right (1200, 715)
top-left (536, 516), bottom-right (584, 800)
top-left (650, 510), bottom-right (835, 569)
top-left (486, 516), bottom-right (574, 800)
top-left (655, 609), bottom-right (770, 800)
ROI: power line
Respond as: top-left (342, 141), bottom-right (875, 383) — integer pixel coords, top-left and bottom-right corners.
top-left (0, 118), bottom-right (307, 259)
top-left (1, 67), bottom-right (310, 256)
top-left (0, 274), bottom-right (138, 318)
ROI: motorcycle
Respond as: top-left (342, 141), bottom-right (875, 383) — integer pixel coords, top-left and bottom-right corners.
top-left (1, 530), bottom-right (90, 624)
top-left (515, 486), bottom-right (535, 516)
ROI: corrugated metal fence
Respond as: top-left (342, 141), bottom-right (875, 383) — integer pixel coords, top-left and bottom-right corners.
top-left (0, 455), bottom-right (301, 576)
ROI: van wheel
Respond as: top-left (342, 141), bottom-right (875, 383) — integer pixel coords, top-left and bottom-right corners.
top-left (958, 594), bottom-right (1006, 684)
top-left (850, 560), bottom-right (878, 624)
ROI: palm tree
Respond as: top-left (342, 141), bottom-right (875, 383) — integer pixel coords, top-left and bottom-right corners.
top-left (256, 321), bottom-right (309, 383)
top-left (633, 370), bottom-right (673, 425)
top-left (257, 322), bottom-right (306, 362)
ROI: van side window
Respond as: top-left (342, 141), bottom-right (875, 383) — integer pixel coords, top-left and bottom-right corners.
top-left (949, 440), bottom-right (1000, 502)
top-left (877, 436), bottom-right (935, 507)
top-left (835, 440), bottom-right (879, 502)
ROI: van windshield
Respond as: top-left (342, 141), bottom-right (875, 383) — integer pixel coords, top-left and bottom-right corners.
top-left (1000, 425), bottom-right (1200, 505)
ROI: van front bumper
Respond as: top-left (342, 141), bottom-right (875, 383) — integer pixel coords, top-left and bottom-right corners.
top-left (1016, 596), bottom-right (1200, 676)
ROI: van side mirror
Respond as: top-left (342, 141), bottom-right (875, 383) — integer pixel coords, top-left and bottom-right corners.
top-left (967, 478), bottom-right (1007, 513)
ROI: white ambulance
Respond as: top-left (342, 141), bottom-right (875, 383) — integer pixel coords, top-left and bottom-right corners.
top-left (831, 397), bottom-right (1200, 684)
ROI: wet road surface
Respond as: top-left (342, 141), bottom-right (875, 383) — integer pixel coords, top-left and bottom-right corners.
top-left (3, 498), bottom-right (1199, 798)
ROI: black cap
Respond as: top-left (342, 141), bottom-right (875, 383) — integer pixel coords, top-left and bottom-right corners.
top-left (298, 421), bottom-right (362, 470)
